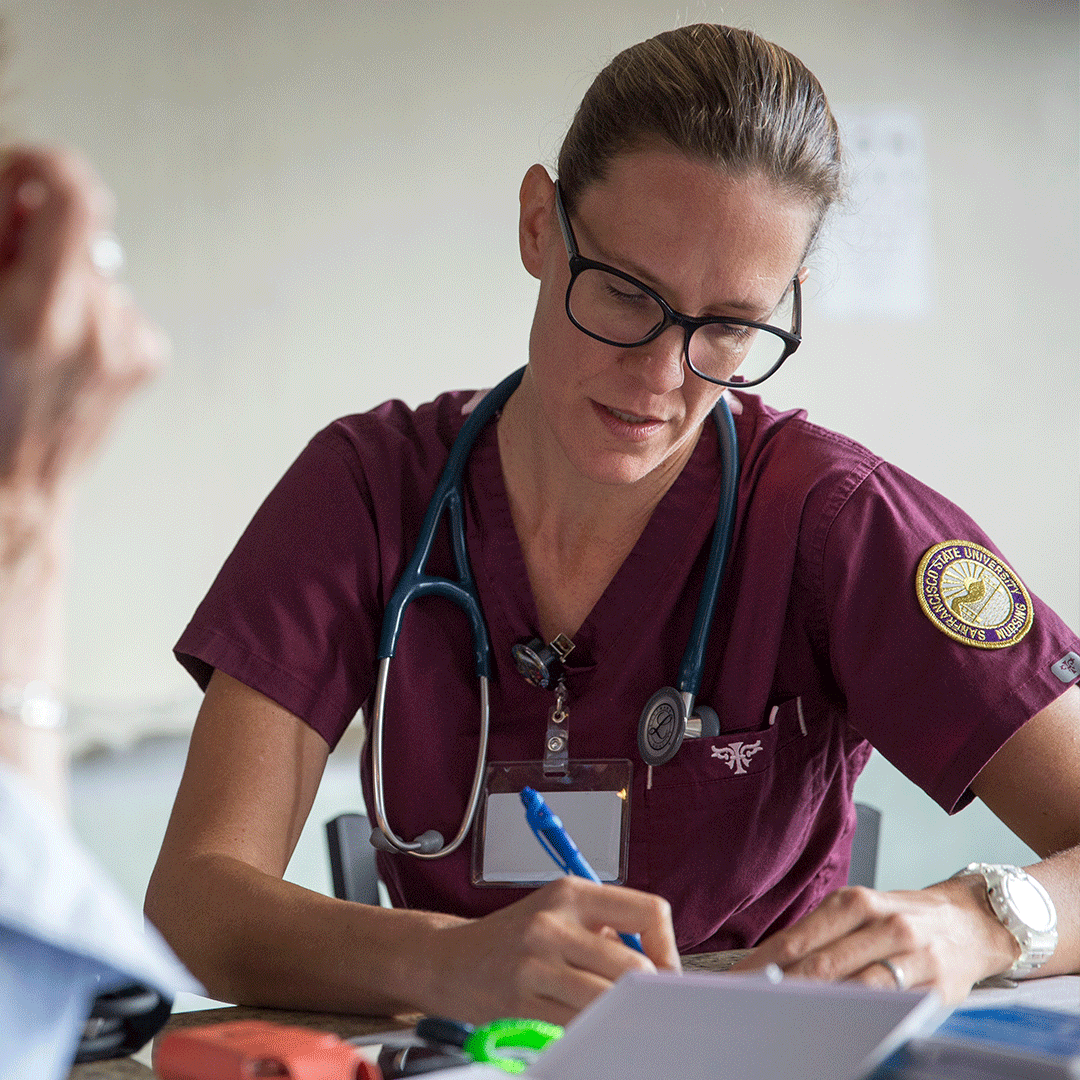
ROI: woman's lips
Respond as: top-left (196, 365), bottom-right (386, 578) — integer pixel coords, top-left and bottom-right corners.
top-left (607, 405), bottom-right (653, 423)
top-left (591, 399), bottom-right (666, 441)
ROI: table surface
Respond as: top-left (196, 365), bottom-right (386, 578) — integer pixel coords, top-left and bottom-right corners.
top-left (68, 954), bottom-right (1079, 1079)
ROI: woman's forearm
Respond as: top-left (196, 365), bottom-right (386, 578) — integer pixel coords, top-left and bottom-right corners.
top-left (145, 848), bottom-right (678, 1025)
top-left (144, 850), bottom-right (462, 1015)
top-left (1025, 846), bottom-right (1080, 978)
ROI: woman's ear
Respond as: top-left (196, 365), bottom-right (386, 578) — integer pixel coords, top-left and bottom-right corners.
top-left (518, 164), bottom-right (555, 280)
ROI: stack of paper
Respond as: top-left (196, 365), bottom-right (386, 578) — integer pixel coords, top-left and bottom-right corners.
top-left (526, 970), bottom-right (945, 1080)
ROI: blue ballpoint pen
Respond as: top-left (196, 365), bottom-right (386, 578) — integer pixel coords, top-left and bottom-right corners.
top-left (520, 786), bottom-right (645, 954)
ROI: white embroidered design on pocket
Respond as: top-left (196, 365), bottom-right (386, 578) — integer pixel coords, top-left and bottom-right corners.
top-left (711, 740), bottom-right (763, 775)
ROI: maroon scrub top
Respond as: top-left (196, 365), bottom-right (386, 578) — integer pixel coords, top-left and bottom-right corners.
top-left (176, 388), bottom-right (1079, 953)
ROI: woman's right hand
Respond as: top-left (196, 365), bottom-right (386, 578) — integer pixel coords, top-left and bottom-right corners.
top-left (420, 875), bottom-right (681, 1025)
top-left (148, 672), bottom-right (680, 1023)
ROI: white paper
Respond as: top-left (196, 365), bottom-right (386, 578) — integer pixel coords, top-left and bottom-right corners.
top-left (482, 789), bottom-right (623, 882)
top-left (819, 108), bottom-right (933, 320)
top-left (526, 970), bottom-right (946, 1080)
top-left (434, 1068), bottom-right (514, 1079)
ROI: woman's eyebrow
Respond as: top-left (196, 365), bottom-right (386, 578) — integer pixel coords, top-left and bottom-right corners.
top-left (579, 225), bottom-right (771, 318)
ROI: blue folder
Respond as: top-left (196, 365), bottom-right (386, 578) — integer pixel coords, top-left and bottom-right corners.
top-left (872, 1004), bottom-right (1080, 1079)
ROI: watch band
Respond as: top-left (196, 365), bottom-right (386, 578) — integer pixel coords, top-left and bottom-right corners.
top-left (952, 862), bottom-right (1058, 978)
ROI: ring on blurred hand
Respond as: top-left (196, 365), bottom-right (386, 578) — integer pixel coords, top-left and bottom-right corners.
top-left (89, 232), bottom-right (125, 277)
top-left (875, 957), bottom-right (906, 990)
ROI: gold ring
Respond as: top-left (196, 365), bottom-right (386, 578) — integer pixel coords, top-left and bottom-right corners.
top-left (876, 957), bottom-right (907, 990)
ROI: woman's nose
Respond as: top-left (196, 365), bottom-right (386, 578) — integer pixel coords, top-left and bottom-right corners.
top-left (624, 324), bottom-right (686, 393)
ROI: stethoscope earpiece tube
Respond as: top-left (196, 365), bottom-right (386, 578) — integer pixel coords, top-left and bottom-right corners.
top-left (636, 396), bottom-right (739, 767)
top-left (369, 370), bottom-right (525, 858)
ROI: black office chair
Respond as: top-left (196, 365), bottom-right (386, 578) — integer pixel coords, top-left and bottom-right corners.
top-left (325, 801), bottom-right (882, 903)
top-left (326, 812), bottom-right (381, 905)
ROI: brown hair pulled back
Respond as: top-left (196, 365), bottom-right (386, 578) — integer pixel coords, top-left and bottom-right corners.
top-left (557, 24), bottom-right (843, 244)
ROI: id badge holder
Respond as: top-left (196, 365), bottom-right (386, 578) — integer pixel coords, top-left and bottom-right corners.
top-left (471, 760), bottom-right (632, 886)
top-left (471, 680), bottom-right (632, 886)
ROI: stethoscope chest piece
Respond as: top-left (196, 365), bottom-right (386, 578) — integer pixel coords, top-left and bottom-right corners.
top-left (638, 687), bottom-right (687, 766)
top-left (638, 688), bottom-right (722, 767)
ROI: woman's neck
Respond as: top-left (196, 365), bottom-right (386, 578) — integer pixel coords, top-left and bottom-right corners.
top-left (495, 377), bottom-right (701, 641)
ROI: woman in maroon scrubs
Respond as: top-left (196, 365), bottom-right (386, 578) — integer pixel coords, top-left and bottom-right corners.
top-left (147, 24), bottom-right (1080, 1024)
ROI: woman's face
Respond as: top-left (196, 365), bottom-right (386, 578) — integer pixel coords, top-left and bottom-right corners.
top-left (517, 145), bottom-right (816, 490)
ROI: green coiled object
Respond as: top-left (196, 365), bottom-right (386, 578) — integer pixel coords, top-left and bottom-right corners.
top-left (464, 1017), bottom-right (564, 1074)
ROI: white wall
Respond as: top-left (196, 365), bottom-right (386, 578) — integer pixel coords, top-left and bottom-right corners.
top-left (5, 1), bottom-right (1076, 902)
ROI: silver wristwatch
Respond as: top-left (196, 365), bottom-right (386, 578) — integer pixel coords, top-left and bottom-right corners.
top-left (952, 862), bottom-right (1058, 977)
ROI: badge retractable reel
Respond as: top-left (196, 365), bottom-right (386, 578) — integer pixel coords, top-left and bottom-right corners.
top-left (473, 643), bottom-right (634, 886)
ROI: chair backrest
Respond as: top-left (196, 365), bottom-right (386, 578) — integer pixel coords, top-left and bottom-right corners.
top-left (326, 802), bottom-right (883, 903)
top-left (325, 812), bottom-right (380, 905)
top-left (849, 802), bottom-right (881, 889)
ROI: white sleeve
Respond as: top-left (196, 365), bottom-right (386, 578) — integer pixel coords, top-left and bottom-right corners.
top-left (0, 927), bottom-right (105, 1080)
top-left (0, 763), bottom-right (200, 1079)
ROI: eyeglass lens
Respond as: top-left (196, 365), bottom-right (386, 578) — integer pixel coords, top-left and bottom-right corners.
top-left (567, 267), bottom-right (796, 385)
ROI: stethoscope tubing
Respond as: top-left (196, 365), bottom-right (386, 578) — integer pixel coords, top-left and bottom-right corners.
top-left (377, 367), bottom-right (527, 675)
top-left (368, 366), bottom-right (738, 857)
top-left (370, 369), bottom-right (524, 857)
top-left (676, 393), bottom-right (739, 702)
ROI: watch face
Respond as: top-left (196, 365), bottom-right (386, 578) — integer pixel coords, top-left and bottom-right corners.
top-left (1002, 875), bottom-right (1056, 932)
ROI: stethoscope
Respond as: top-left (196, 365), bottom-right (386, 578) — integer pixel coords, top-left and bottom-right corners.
top-left (369, 365), bottom-right (739, 857)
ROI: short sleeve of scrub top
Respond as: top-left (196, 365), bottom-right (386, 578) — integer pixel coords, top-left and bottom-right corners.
top-left (175, 392), bottom-right (471, 746)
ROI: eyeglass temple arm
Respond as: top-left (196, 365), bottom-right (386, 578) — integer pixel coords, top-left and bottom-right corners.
top-left (552, 180), bottom-right (579, 257)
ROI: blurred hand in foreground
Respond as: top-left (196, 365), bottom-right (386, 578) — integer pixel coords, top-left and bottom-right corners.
top-left (0, 145), bottom-right (167, 512)
top-left (0, 145), bottom-right (167, 808)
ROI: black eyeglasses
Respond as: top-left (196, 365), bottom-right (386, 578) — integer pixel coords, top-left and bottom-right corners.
top-left (553, 181), bottom-right (801, 388)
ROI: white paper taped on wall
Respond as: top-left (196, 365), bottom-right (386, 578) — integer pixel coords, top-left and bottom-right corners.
top-left (819, 109), bottom-right (933, 321)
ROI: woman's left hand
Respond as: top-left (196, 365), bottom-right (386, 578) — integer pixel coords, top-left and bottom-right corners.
top-left (730, 874), bottom-right (1020, 1004)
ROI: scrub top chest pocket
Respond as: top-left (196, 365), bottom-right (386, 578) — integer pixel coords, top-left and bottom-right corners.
top-left (672, 721), bottom-right (777, 782)
top-left (643, 697), bottom-right (814, 789)
top-left (641, 696), bottom-right (836, 954)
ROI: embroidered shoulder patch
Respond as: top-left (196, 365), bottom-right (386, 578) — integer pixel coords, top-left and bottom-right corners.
top-left (916, 541), bottom-right (1033, 649)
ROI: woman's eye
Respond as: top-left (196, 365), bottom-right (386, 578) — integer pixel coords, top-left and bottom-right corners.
top-left (716, 322), bottom-right (752, 340)
top-left (703, 321), bottom-right (759, 353)
top-left (603, 282), bottom-right (648, 304)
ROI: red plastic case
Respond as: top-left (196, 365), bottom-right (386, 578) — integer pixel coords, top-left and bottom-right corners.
top-left (153, 1019), bottom-right (381, 1080)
